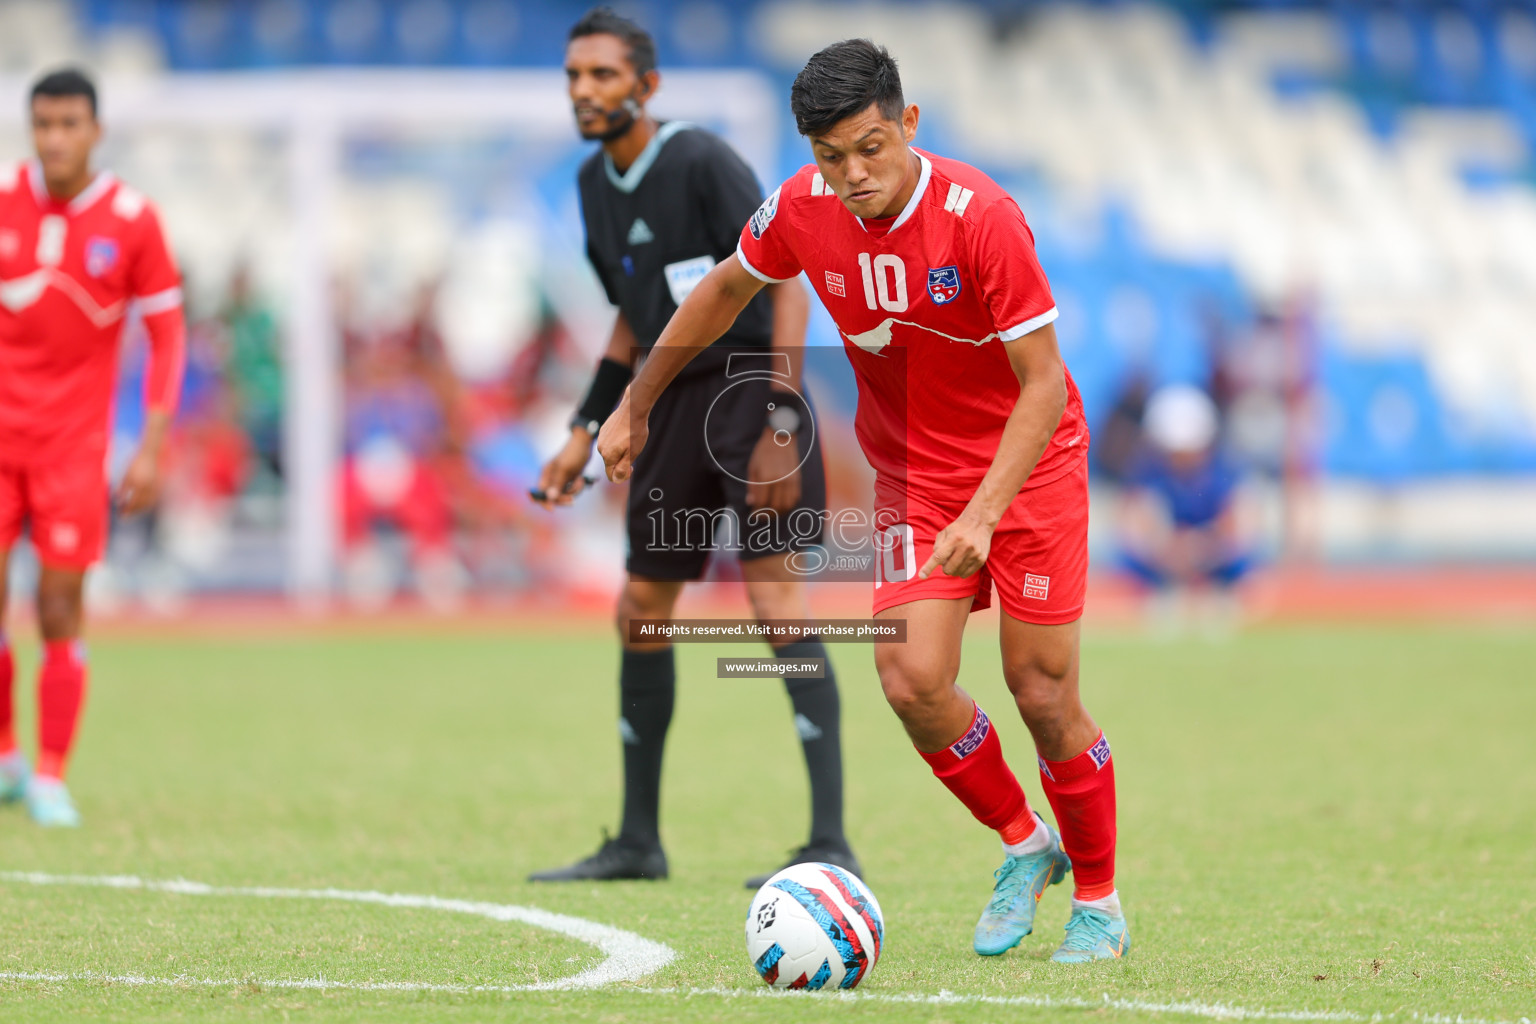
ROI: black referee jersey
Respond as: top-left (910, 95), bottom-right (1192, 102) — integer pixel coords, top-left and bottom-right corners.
top-left (577, 121), bottom-right (773, 368)
top-left (577, 121), bottom-right (825, 577)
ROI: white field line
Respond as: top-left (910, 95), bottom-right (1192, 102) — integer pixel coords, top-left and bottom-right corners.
top-left (0, 870), bottom-right (674, 991)
top-left (0, 970), bottom-right (555, 994)
top-left (1, 872), bottom-right (1528, 1024)
top-left (0, 973), bottom-right (1529, 1024)
top-left (631, 985), bottom-right (1535, 1024)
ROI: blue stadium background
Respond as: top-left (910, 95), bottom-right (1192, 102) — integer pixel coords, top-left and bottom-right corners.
top-left (72, 0), bottom-right (1536, 483)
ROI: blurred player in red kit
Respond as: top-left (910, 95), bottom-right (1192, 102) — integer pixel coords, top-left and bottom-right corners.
top-left (0, 69), bottom-right (185, 826)
top-left (599, 41), bottom-right (1129, 961)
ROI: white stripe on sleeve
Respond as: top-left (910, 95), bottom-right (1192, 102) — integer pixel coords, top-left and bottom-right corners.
top-left (998, 305), bottom-right (1059, 342)
top-left (734, 244), bottom-right (795, 284)
top-left (136, 286), bottom-right (184, 315)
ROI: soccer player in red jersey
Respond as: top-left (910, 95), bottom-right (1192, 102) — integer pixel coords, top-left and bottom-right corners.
top-left (0, 69), bottom-right (185, 827)
top-left (597, 41), bottom-right (1129, 961)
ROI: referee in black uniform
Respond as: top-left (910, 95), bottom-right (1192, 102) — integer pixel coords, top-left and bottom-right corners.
top-left (530, 7), bottom-right (860, 887)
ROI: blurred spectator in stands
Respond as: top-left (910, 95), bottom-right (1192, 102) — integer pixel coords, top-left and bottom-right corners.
top-left (445, 294), bottom-right (605, 594)
top-left (340, 283), bottom-right (469, 612)
top-left (396, 281), bottom-right (471, 443)
top-left (503, 296), bottom-right (581, 418)
top-left (154, 384), bottom-right (253, 598)
top-left (98, 296), bottom-right (249, 612)
top-left (1117, 385), bottom-right (1256, 634)
top-left (1092, 369), bottom-right (1152, 483)
top-left (221, 264), bottom-right (284, 486)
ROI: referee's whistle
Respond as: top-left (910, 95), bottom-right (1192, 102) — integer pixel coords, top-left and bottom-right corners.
top-left (528, 475), bottom-right (598, 504)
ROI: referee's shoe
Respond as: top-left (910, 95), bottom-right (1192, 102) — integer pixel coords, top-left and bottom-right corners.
top-left (528, 831), bottom-right (668, 882)
top-left (744, 840), bottom-right (863, 890)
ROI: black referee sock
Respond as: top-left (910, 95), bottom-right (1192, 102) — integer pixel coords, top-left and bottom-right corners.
top-left (777, 638), bottom-right (847, 848)
top-left (617, 647), bottom-right (675, 849)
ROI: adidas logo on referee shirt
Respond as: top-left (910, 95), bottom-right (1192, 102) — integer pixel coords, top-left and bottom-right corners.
top-left (627, 218), bottom-right (654, 245)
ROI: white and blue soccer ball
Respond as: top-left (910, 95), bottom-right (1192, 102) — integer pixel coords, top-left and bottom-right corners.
top-left (745, 862), bottom-right (884, 990)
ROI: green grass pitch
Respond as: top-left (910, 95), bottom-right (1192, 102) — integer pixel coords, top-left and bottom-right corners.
top-left (0, 619), bottom-right (1532, 1023)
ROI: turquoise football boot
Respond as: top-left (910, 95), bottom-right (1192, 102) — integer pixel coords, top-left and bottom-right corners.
top-left (973, 819), bottom-right (1071, 956)
top-left (1052, 903), bottom-right (1132, 962)
top-left (25, 777), bottom-right (81, 828)
top-left (0, 752), bottom-right (29, 803)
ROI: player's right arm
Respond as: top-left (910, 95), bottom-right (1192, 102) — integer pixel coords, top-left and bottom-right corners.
top-left (535, 313), bottom-right (639, 508)
top-left (116, 199), bottom-right (186, 516)
top-left (598, 254), bottom-right (766, 482)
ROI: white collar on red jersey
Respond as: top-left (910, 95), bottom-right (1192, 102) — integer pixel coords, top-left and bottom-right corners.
top-left (855, 151), bottom-right (932, 236)
top-left (26, 158), bottom-right (116, 214)
top-left (26, 159), bottom-right (46, 205)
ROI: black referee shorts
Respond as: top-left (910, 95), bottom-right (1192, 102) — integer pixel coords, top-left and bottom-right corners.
top-left (625, 355), bottom-right (827, 581)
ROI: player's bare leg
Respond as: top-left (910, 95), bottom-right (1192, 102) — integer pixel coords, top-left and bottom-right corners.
top-left (873, 597), bottom-right (974, 748)
top-left (529, 575), bottom-right (682, 881)
top-left (740, 553), bottom-right (860, 888)
top-left (37, 565), bottom-right (86, 641)
top-left (1000, 615), bottom-right (1129, 961)
top-left (0, 546), bottom-right (27, 803)
top-left (876, 597), bottom-right (1069, 954)
top-left (27, 564), bottom-right (87, 826)
top-left (999, 618), bottom-right (1095, 760)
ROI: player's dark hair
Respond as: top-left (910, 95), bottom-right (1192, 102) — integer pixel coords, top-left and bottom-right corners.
top-left (569, 6), bottom-right (657, 77)
top-left (790, 39), bottom-right (904, 137)
top-left (29, 67), bottom-right (98, 117)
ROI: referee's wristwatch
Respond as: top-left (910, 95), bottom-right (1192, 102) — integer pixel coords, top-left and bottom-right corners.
top-left (570, 414), bottom-right (602, 438)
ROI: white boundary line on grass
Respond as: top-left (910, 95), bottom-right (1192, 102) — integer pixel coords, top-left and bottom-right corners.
top-left (0, 870), bottom-right (675, 991)
top-left (0, 973), bottom-right (1528, 1024)
top-left (1, 871), bottom-right (1528, 1024)
top-left (631, 985), bottom-right (1534, 1024)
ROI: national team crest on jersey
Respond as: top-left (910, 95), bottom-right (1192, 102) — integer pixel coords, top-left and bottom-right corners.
top-left (84, 236), bottom-right (119, 278)
top-left (927, 265), bottom-right (961, 304)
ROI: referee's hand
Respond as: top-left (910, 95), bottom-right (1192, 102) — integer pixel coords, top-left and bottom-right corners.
top-left (533, 431), bottom-right (593, 509)
top-left (598, 394), bottom-right (648, 483)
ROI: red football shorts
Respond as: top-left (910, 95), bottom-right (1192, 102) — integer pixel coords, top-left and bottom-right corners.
top-left (870, 457), bottom-right (1088, 625)
top-left (0, 455), bottom-right (110, 569)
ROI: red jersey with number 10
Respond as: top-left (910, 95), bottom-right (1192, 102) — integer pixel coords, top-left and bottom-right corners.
top-left (0, 159), bottom-right (184, 465)
top-left (735, 149), bottom-right (1087, 497)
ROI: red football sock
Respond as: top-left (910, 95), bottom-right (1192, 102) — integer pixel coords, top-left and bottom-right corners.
top-left (36, 640), bottom-right (87, 781)
top-left (917, 703), bottom-right (1032, 836)
top-left (998, 805), bottom-right (1040, 846)
top-left (0, 634), bottom-right (14, 755)
top-left (1039, 732), bottom-right (1117, 901)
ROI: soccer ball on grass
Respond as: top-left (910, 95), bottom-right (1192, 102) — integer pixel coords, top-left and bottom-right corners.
top-left (744, 862), bottom-right (884, 989)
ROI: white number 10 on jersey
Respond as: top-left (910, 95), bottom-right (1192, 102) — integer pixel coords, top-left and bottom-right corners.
top-left (857, 253), bottom-right (908, 312)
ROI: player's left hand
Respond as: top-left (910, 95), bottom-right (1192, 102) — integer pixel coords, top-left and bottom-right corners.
top-left (918, 509), bottom-right (994, 579)
top-left (746, 428), bottom-right (802, 512)
top-left (598, 391), bottom-right (648, 483)
top-left (115, 447), bottom-right (163, 516)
